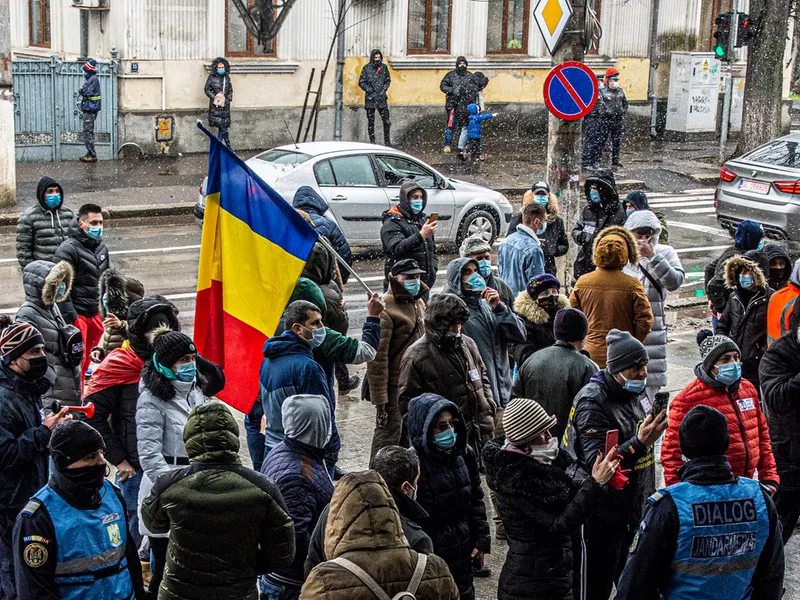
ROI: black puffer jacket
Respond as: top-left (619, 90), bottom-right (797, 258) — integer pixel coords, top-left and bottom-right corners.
top-left (358, 49), bottom-right (391, 109)
top-left (561, 370), bottom-right (655, 526)
top-left (381, 180), bottom-right (438, 289)
top-left (292, 186), bottom-right (352, 281)
top-left (716, 255), bottom-right (773, 387)
top-left (440, 56), bottom-right (470, 110)
top-left (454, 72), bottom-right (489, 128)
top-left (484, 439), bottom-right (605, 600)
top-left (760, 318), bottom-right (800, 491)
top-left (15, 260), bottom-right (81, 406)
top-left (16, 177), bottom-right (74, 268)
top-left (0, 363), bottom-right (51, 539)
top-left (204, 57), bottom-right (232, 128)
top-left (54, 218), bottom-right (109, 318)
top-left (407, 394), bottom-right (490, 600)
top-left (571, 171), bottom-right (625, 280)
top-left (511, 290), bottom-right (570, 366)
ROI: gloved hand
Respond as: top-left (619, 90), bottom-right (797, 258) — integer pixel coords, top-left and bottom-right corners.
top-left (608, 463), bottom-right (631, 491)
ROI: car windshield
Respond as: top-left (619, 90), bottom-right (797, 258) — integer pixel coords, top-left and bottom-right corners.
top-left (253, 149), bottom-right (312, 166)
top-left (744, 139), bottom-right (800, 168)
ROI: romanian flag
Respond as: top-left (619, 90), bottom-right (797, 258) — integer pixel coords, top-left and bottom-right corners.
top-left (194, 124), bottom-right (318, 412)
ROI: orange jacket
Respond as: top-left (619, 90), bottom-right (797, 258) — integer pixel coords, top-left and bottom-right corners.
top-left (766, 282), bottom-right (800, 347)
top-left (662, 369), bottom-right (779, 487)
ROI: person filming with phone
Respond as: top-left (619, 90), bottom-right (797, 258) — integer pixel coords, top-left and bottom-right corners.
top-left (561, 329), bottom-right (668, 600)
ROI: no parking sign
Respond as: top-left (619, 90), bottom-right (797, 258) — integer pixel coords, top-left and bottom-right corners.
top-left (543, 61), bottom-right (599, 121)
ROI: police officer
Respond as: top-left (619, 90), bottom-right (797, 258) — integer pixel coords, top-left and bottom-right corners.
top-left (79, 59), bottom-right (101, 163)
top-left (616, 405), bottom-right (785, 599)
top-left (13, 421), bottom-right (144, 599)
top-left (598, 67), bottom-right (627, 169)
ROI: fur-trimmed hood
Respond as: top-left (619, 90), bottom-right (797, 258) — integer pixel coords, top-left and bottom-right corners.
top-left (592, 225), bottom-right (638, 270)
top-left (522, 190), bottom-right (560, 222)
top-left (724, 255), bottom-right (768, 290)
top-left (22, 260), bottom-right (73, 307)
top-left (513, 290), bottom-right (570, 325)
top-left (98, 268), bottom-right (144, 319)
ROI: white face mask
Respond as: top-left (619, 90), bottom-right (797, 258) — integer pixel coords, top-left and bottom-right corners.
top-left (528, 437), bottom-right (559, 464)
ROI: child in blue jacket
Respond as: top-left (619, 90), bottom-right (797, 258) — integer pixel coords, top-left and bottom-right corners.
top-left (462, 103), bottom-right (496, 162)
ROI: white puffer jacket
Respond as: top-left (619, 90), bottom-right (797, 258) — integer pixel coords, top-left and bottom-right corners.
top-left (623, 210), bottom-right (684, 391)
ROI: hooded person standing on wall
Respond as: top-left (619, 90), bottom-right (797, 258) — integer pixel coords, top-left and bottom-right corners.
top-left (78, 59), bottom-right (101, 163)
top-left (381, 180), bottom-right (438, 290)
top-left (440, 57), bottom-right (470, 152)
top-left (16, 177), bottom-right (75, 269)
top-left (204, 57), bottom-right (233, 148)
top-left (358, 49), bottom-right (391, 146)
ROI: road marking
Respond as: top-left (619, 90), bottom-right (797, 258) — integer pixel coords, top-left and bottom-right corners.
top-left (648, 195), bottom-right (714, 204)
top-left (669, 222), bottom-right (730, 238)
top-left (0, 244), bottom-right (202, 265)
top-left (674, 245), bottom-right (728, 254)
top-left (649, 201), bottom-right (714, 209)
top-left (674, 207), bottom-right (716, 215)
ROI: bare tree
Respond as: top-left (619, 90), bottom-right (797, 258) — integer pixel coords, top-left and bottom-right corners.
top-left (735, 0), bottom-right (793, 155)
top-left (230, 0), bottom-right (299, 50)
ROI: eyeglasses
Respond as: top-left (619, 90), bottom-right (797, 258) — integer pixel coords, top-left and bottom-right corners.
top-left (434, 419), bottom-right (459, 432)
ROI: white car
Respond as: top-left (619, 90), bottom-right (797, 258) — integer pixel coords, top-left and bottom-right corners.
top-left (195, 142), bottom-right (514, 247)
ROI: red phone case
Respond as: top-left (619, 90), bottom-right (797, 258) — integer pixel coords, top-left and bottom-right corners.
top-left (605, 430), bottom-right (619, 455)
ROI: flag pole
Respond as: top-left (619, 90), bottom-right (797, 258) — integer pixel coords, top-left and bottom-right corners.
top-left (315, 235), bottom-right (374, 296)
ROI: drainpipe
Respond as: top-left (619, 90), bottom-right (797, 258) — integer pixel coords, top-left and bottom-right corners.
top-left (647, 0), bottom-right (661, 138)
top-left (333, 0), bottom-right (346, 141)
top-left (79, 9), bottom-right (88, 62)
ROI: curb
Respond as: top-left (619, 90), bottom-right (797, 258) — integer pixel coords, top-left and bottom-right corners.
top-left (498, 179), bottom-right (646, 197)
top-left (0, 202), bottom-right (196, 226)
top-left (660, 166), bottom-right (720, 187)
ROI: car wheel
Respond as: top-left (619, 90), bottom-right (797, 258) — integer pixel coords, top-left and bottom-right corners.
top-left (457, 208), bottom-right (498, 246)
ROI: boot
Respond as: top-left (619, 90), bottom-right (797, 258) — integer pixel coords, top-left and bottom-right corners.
top-left (335, 363), bottom-right (360, 394)
top-left (80, 154), bottom-right (97, 163)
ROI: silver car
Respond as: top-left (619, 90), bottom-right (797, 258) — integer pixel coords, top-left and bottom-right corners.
top-left (195, 142), bottom-right (514, 247)
top-left (716, 133), bottom-right (800, 240)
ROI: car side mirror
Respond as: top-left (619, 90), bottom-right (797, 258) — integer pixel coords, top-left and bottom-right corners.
top-left (437, 177), bottom-right (448, 190)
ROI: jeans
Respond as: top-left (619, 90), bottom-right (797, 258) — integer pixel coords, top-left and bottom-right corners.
top-left (245, 400), bottom-right (266, 471)
top-left (366, 106), bottom-right (391, 145)
top-left (259, 575), bottom-right (300, 600)
top-left (217, 125), bottom-right (230, 147)
top-left (457, 127), bottom-right (468, 150)
top-left (82, 111), bottom-right (97, 157)
top-left (0, 527), bottom-right (16, 600)
top-left (116, 470), bottom-right (143, 549)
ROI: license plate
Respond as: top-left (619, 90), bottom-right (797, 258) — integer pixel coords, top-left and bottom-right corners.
top-left (738, 179), bottom-right (770, 194)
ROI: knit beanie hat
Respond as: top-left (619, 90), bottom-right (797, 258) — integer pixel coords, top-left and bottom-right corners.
top-left (625, 190), bottom-right (650, 210)
top-left (83, 59), bottom-right (97, 73)
top-left (679, 405), bottom-right (730, 459)
top-left (554, 308), bottom-right (589, 343)
top-left (734, 220), bottom-right (764, 251)
top-left (502, 398), bottom-right (558, 447)
top-left (0, 316), bottom-right (45, 365)
top-left (526, 273), bottom-right (560, 299)
top-left (697, 330), bottom-right (740, 375)
top-left (459, 235), bottom-right (492, 258)
top-left (150, 328), bottom-right (196, 370)
top-left (605, 329), bottom-right (648, 374)
top-left (49, 420), bottom-right (105, 469)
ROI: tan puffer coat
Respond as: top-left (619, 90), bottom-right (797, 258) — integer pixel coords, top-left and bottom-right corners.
top-left (300, 471), bottom-right (459, 600)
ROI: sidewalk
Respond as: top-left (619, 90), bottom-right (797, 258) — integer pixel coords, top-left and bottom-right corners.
top-left (3, 138), bottom-right (727, 224)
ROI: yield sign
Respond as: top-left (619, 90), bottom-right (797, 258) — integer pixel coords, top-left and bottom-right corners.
top-left (533, 0), bottom-right (574, 55)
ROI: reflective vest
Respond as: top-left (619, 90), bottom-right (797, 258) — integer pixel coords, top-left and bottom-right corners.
top-left (766, 283), bottom-right (800, 346)
top-left (662, 477), bottom-right (769, 600)
top-left (33, 480), bottom-right (133, 600)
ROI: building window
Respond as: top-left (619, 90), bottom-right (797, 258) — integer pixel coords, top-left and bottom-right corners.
top-left (487, 0), bottom-right (528, 53)
top-left (28, 0), bottom-right (50, 47)
top-left (407, 0), bottom-right (451, 54)
top-left (226, 0), bottom-right (276, 57)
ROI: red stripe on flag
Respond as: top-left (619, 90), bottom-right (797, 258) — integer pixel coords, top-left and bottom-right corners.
top-left (194, 280), bottom-right (267, 413)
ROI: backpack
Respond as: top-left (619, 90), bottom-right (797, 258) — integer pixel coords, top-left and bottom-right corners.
top-left (330, 553), bottom-right (428, 600)
top-left (51, 304), bottom-right (84, 368)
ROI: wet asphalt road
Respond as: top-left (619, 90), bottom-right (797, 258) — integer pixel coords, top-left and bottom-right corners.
top-left (1, 187), bottom-right (799, 597)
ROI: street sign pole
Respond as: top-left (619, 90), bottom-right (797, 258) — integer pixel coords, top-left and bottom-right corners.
top-left (720, 0), bottom-right (738, 163)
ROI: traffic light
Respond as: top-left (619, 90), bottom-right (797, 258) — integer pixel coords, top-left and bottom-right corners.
top-left (736, 13), bottom-right (755, 47)
top-left (713, 12), bottom-right (732, 61)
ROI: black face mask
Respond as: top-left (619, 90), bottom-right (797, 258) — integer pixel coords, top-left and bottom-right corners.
top-left (439, 331), bottom-right (463, 352)
top-left (20, 356), bottom-right (48, 381)
top-left (537, 296), bottom-right (558, 313)
top-left (457, 65), bottom-right (467, 74)
top-left (771, 268), bottom-right (787, 282)
top-left (61, 463), bottom-right (106, 491)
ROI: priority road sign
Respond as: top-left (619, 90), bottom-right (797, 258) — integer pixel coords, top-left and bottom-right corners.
top-left (543, 61), bottom-right (599, 121)
top-left (534, 0), bottom-right (574, 55)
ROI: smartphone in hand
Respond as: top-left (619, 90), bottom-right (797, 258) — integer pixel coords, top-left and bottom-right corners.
top-left (428, 212), bottom-right (439, 223)
top-left (650, 392), bottom-right (669, 416)
top-left (605, 429), bottom-right (619, 456)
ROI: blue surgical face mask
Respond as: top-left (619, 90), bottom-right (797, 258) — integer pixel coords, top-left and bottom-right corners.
top-left (433, 428), bottom-right (457, 449)
top-left (715, 361), bottom-right (742, 386)
top-left (175, 361), bottom-right (197, 383)
top-left (409, 199), bottom-right (424, 214)
top-left (589, 189), bottom-right (601, 204)
top-left (57, 283), bottom-right (67, 298)
top-left (403, 279), bottom-right (421, 297)
top-left (216, 68), bottom-right (225, 75)
top-left (102, 294), bottom-right (109, 310)
top-left (757, 240), bottom-right (764, 250)
top-left (534, 195), bottom-right (549, 207)
top-left (626, 207), bottom-right (635, 217)
top-left (738, 274), bottom-right (755, 290)
top-left (465, 271), bottom-right (487, 292)
top-left (86, 225), bottom-right (103, 240)
top-left (302, 325), bottom-right (327, 349)
top-left (44, 193), bottom-right (61, 209)
top-left (620, 374), bottom-right (646, 394)
top-left (477, 259), bottom-right (492, 278)
top-left (536, 221), bottom-right (547, 236)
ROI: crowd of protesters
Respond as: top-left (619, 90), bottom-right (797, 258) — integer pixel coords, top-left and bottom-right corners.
top-left (0, 165), bottom-right (795, 600)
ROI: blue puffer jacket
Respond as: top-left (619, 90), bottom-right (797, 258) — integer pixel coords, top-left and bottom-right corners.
top-left (407, 393), bottom-right (491, 600)
top-left (79, 73), bottom-right (101, 113)
top-left (292, 186), bottom-right (353, 282)
top-left (0, 363), bottom-right (51, 538)
top-left (466, 103), bottom-right (493, 140)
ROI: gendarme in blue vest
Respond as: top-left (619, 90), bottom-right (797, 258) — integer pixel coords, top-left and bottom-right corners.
top-left (31, 479), bottom-right (133, 599)
top-left (661, 477), bottom-right (769, 598)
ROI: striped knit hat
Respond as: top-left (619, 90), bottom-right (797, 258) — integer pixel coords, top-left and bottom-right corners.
top-left (502, 398), bottom-right (558, 447)
top-left (83, 59), bottom-right (97, 73)
top-left (0, 318), bottom-right (45, 364)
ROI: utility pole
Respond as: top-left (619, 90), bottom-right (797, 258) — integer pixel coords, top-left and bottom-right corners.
top-left (333, 0), bottom-right (346, 141)
top-left (647, 0), bottom-right (661, 138)
top-left (0, 0), bottom-right (16, 208)
top-left (546, 0), bottom-right (586, 285)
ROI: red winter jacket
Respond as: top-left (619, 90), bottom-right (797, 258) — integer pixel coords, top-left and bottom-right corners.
top-left (662, 365), bottom-right (779, 487)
